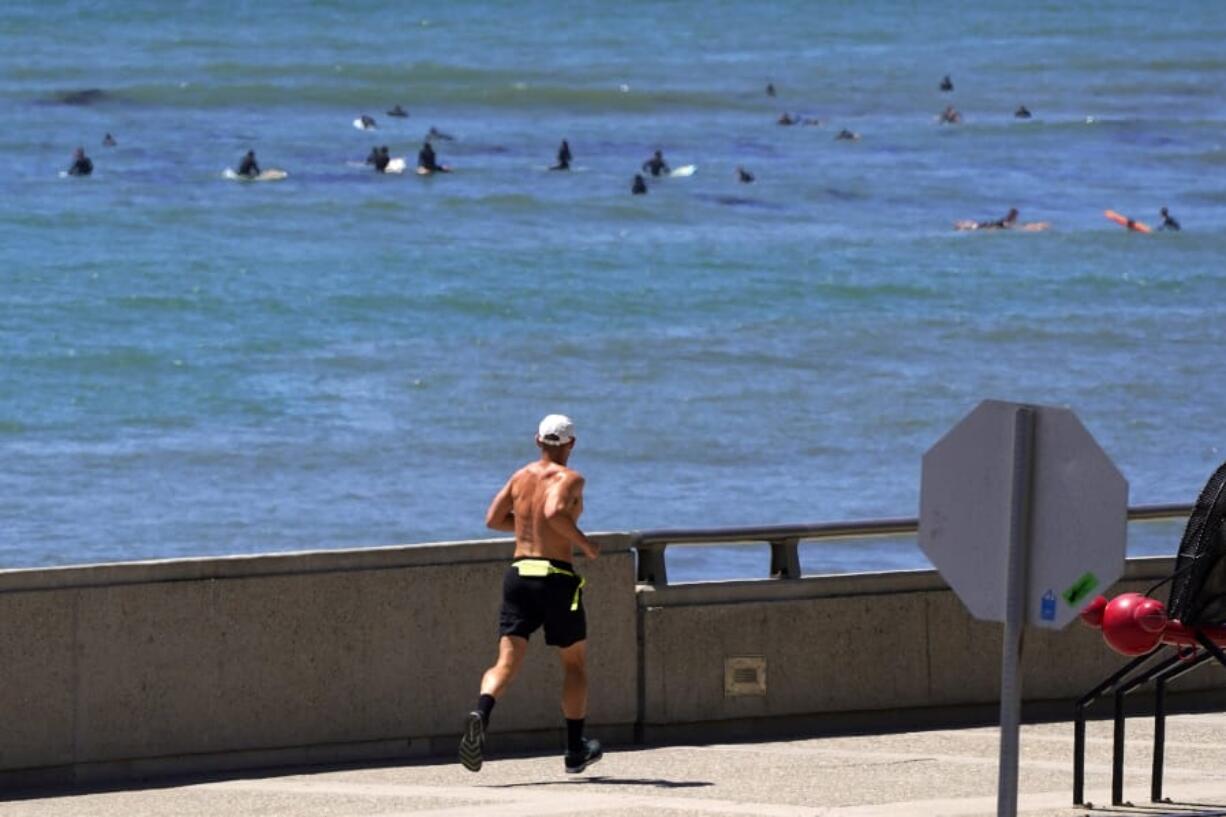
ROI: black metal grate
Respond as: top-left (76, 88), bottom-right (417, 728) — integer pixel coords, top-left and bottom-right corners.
top-left (1167, 461), bottom-right (1226, 626)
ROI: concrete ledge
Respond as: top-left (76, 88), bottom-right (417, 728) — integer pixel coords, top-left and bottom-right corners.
top-left (0, 533), bottom-right (637, 595)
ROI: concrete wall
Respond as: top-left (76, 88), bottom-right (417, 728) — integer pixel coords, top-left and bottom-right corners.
top-left (638, 557), bottom-right (1226, 741)
top-left (2, 546), bottom-right (1222, 789)
top-left (0, 537), bottom-right (638, 787)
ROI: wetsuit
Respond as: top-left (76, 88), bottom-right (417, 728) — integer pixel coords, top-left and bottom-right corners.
top-left (1160, 211), bottom-right (1181, 231)
top-left (552, 141), bottom-right (571, 170)
top-left (418, 143), bottom-right (439, 172)
top-left (237, 154), bottom-right (260, 178)
top-left (365, 147), bottom-right (381, 166)
top-left (632, 175), bottom-right (647, 195)
top-left (642, 155), bottom-right (669, 177)
top-left (374, 150), bottom-right (390, 173)
top-left (67, 156), bottom-right (93, 176)
top-left (977, 210), bottom-right (1018, 230)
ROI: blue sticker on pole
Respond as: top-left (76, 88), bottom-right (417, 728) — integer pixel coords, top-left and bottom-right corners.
top-left (1040, 590), bottom-right (1056, 621)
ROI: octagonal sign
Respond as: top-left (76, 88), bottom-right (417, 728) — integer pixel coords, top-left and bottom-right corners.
top-left (919, 400), bottom-right (1128, 630)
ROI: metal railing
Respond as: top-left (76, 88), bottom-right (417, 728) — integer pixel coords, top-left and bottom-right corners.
top-left (631, 503), bottom-right (1194, 586)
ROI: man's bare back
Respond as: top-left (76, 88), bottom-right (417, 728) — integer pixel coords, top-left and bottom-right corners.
top-left (486, 460), bottom-right (598, 563)
top-left (510, 462), bottom-right (584, 560)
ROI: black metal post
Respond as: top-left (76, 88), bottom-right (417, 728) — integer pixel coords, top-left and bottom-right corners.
top-left (768, 537), bottom-right (800, 579)
top-left (1074, 712), bottom-right (1087, 805)
top-left (635, 542), bottom-right (668, 585)
top-left (1152, 676), bottom-right (1166, 803)
top-left (1112, 687), bottom-right (1126, 805)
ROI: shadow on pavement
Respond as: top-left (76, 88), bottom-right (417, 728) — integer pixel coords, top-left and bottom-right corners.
top-left (487, 775), bottom-right (713, 790)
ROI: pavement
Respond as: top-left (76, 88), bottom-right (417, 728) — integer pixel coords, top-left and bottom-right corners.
top-left (8, 713), bottom-right (1226, 817)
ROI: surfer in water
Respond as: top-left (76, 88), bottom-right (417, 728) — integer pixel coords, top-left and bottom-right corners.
top-left (641, 150), bottom-right (669, 177)
top-left (387, 104), bottom-right (409, 118)
top-left (938, 105), bottom-right (962, 124)
top-left (777, 112), bottom-right (797, 126)
top-left (418, 141), bottom-right (449, 173)
top-left (977, 208), bottom-right (1018, 230)
top-left (236, 150), bottom-right (260, 178)
top-left (358, 114), bottom-right (377, 130)
top-left (551, 140), bottom-right (572, 171)
top-left (1159, 207), bottom-right (1181, 231)
top-left (1014, 105), bottom-right (1032, 119)
top-left (365, 146), bottom-right (382, 167)
top-left (631, 174), bottom-right (647, 195)
top-left (102, 133), bottom-right (117, 147)
top-left (766, 82), bottom-right (776, 97)
top-left (940, 74), bottom-right (953, 92)
top-left (67, 147), bottom-right (93, 176)
top-left (374, 146), bottom-right (391, 173)
top-left (835, 129), bottom-right (860, 141)
top-left (427, 126), bottom-right (455, 142)
top-left (736, 166), bottom-right (755, 184)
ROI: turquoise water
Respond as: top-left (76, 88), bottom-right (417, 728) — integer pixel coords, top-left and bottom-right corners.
top-left (3, 1), bottom-right (1226, 574)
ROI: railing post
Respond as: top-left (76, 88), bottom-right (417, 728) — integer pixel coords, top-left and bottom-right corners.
top-left (1073, 703), bottom-right (1087, 805)
top-left (1152, 677), bottom-right (1166, 803)
top-left (769, 537), bottom-right (801, 579)
top-left (1112, 688), bottom-right (1126, 805)
top-left (636, 542), bottom-right (668, 586)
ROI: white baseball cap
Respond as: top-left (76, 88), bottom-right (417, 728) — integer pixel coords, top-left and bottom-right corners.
top-left (537, 414), bottom-right (575, 446)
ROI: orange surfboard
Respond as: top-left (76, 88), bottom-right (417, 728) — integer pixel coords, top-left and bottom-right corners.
top-left (1105, 210), bottom-right (1151, 233)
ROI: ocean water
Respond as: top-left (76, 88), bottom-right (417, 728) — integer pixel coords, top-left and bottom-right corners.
top-left (3, 1), bottom-right (1226, 576)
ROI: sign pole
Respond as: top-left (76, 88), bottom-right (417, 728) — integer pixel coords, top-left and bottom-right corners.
top-left (998, 405), bottom-right (1035, 817)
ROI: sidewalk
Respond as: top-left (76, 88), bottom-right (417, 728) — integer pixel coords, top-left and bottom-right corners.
top-left (8, 713), bottom-right (1226, 816)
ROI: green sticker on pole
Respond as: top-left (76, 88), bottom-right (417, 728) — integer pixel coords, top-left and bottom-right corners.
top-left (1062, 572), bottom-right (1100, 607)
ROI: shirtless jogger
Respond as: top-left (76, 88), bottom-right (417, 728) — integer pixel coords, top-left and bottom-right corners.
top-left (459, 414), bottom-right (603, 774)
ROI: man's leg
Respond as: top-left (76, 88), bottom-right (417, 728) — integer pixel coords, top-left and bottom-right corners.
top-left (558, 640), bottom-right (601, 773)
top-left (558, 640), bottom-right (587, 719)
top-left (482, 635), bottom-right (529, 700)
top-left (460, 636), bottom-right (528, 773)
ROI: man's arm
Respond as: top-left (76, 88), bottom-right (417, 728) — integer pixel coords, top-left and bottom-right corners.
top-left (544, 473), bottom-right (599, 559)
top-left (484, 476), bottom-right (516, 532)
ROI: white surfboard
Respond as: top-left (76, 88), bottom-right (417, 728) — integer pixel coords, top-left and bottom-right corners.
top-left (670, 164), bottom-right (697, 178)
top-left (223, 168), bottom-right (288, 182)
top-left (385, 157), bottom-right (407, 174)
top-left (353, 117), bottom-right (376, 130)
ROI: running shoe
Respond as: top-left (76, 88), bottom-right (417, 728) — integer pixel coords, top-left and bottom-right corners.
top-left (564, 737), bottom-right (603, 774)
top-left (458, 711), bottom-right (485, 772)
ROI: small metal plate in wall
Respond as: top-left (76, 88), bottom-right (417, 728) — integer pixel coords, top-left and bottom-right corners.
top-left (724, 656), bottom-right (767, 697)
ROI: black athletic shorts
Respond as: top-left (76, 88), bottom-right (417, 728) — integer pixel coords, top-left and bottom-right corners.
top-left (498, 557), bottom-right (586, 647)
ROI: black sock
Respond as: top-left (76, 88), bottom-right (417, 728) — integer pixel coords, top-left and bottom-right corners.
top-left (566, 718), bottom-right (585, 755)
top-left (476, 694), bottom-right (496, 727)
